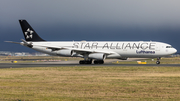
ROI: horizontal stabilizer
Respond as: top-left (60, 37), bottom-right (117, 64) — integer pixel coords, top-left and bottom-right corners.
top-left (4, 41), bottom-right (21, 44)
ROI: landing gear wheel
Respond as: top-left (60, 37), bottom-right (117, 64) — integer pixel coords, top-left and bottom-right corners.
top-left (156, 57), bottom-right (161, 65)
top-left (94, 60), bottom-right (104, 64)
top-left (79, 60), bottom-right (92, 64)
top-left (79, 60), bottom-right (85, 64)
top-left (156, 61), bottom-right (160, 65)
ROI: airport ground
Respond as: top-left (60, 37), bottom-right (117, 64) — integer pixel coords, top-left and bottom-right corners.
top-left (1, 56), bottom-right (180, 64)
top-left (0, 56), bottom-right (180, 100)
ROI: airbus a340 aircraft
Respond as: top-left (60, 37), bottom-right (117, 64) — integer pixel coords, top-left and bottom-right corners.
top-left (6, 20), bottom-right (177, 64)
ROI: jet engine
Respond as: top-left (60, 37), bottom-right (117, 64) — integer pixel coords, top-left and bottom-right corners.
top-left (88, 53), bottom-right (106, 60)
top-left (56, 49), bottom-right (73, 56)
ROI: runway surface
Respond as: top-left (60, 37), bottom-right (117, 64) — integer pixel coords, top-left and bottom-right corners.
top-left (1, 61), bottom-right (180, 68)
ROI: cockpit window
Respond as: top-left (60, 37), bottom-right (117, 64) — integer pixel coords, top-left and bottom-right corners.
top-left (166, 46), bottom-right (173, 48)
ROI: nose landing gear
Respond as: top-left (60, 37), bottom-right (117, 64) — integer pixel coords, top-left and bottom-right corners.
top-left (156, 57), bottom-right (161, 65)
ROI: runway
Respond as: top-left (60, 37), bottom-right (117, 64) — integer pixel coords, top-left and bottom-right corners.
top-left (1, 61), bottom-right (180, 68)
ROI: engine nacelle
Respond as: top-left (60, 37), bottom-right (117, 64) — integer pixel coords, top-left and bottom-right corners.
top-left (88, 53), bottom-right (106, 60)
top-left (56, 49), bottom-right (73, 56)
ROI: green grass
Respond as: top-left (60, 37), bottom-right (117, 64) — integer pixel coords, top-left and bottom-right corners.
top-left (0, 66), bottom-right (180, 100)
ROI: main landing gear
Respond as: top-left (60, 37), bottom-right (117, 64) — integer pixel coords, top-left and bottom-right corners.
top-left (94, 60), bottom-right (104, 64)
top-left (156, 57), bottom-right (161, 65)
top-left (79, 59), bottom-right (104, 64)
top-left (79, 59), bottom-right (92, 64)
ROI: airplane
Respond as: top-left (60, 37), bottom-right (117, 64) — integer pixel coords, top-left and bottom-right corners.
top-left (6, 20), bottom-right (177, 64)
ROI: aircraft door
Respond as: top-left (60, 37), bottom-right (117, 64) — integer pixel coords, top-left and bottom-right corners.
top-left (155, 44), bottom-right (160, 51)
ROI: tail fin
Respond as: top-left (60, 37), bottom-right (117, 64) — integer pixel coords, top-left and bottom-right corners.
top-left (19, 20), bottom-right (45, 41)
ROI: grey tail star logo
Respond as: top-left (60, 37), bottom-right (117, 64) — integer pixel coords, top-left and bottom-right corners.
top-left (25, 28), bottom-right (33, 39)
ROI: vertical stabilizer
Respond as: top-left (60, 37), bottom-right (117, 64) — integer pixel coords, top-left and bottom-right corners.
top-left (19, 20), bottom-right (45, 41)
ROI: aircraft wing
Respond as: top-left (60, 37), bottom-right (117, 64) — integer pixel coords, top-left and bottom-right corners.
top-left (70, 48), bottom-right (115, 55)
top-left (34, 45), bottom-right (115, 55)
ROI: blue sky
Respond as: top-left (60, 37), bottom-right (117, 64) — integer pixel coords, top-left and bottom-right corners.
top-left (1, 0), bottom-right (180, 52)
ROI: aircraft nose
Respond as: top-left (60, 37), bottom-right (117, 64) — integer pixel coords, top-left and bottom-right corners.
top-left (173, 48), bottom-right (177, 54)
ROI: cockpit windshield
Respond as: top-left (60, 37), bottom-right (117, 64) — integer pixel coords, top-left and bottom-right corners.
top-left (166, 46), bottom-right (173, 48)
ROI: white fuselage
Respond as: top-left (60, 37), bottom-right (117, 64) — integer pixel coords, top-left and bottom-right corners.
top-left (22, 41), bottom-right (177, 59)
top-left (10, 20), bottom-right (177, 64)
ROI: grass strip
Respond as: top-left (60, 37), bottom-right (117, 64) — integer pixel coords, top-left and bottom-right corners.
top-left (0, 66), bottom-right (180, 100)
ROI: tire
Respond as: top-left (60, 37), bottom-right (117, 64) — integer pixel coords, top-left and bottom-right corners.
top-left (79, 60), bottom-right (85, 64)
top-left (94, 60), bottom-right (104, 64)
top-left (156, 61), bottom-right (160, 65)
top-left (79, 60), bottom-right (92, 64)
